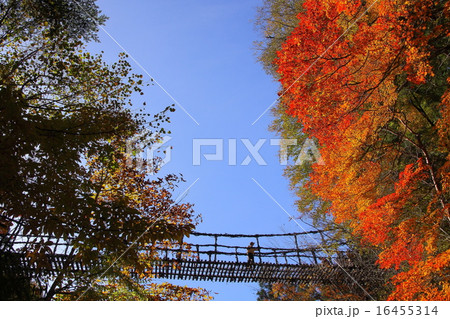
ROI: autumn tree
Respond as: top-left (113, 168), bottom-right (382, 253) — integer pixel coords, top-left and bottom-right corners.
top-left (254, 0), bottom-right (304, 77)
top-left (255, 0), bottom-right (350, 249)
top-left (0, 0), bottom-right (209, 300)
top-left (255, 0), bottom-right (326, 230)
top-left (50, 139), bottom-right (210, 300)
top-left (254, 0), bottom-right (390, 301)
top-left (258, 282), bottom-right (381, 301)
top-left (275, 0), bottom-right (450, 300)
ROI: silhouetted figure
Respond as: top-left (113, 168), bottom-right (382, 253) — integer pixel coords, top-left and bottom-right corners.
top-left (247, 242), bottom-right (256, 263)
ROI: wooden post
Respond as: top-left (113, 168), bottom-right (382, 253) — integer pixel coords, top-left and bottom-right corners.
top-left (177, 236), bottom-right (183, 260)
top-left (256, 236), bottom-right (262, 263)
top-left (294, 235), bottom-right (301, 264)
top-left (273, 249), bottom-right (278, 264)
top-left (311, 250), bottom-right (318, 265)
top-left (54, 237), bottom-right (60, 255)
top-left (63, 239), bottom-right (70, 256)
top-left (235, 247), bottom-right (239, 263)
top-left (214, 235), bottom-right (218, 262)
top-left (10, 216), bottom-right (24, 241)
top-left (196, 244), bottom-right (200, 261)
top-left (25, 236), bottom-right (30, 250)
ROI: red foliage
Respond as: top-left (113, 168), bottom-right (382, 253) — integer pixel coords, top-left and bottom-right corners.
top-left (275, 0), bottom-right (450, 300)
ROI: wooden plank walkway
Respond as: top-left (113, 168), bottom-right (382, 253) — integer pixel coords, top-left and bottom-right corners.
top-left (2, 252), bottom-right (379, 286)
top-left (1, 252), bottom-right (88, 276)
top-left (151, 258), bottom-right (372, 285)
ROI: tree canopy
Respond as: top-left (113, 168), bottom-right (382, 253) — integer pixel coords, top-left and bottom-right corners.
top-left (0, 0), bottom-right (209, 300)
top-left (256, 0), bottom-right (449, 300)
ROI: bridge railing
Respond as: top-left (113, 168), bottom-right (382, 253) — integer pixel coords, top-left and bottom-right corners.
top-left (2, 215), bottom-right (356, 268)
top-left (149, 231), bottom-right (352, 266)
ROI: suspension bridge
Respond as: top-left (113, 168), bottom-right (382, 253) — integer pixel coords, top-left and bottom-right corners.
top-left (149, 231), bottom-right (377, 285)
top-left (1, 219), bottom-right (382, 287)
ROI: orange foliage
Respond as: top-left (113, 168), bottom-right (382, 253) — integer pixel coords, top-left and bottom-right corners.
top-left (275, 0), bottom-right (450, 300)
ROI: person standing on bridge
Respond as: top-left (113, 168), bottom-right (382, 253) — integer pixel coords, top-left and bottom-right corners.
top-left (247, 242), bottom-right (256, 263)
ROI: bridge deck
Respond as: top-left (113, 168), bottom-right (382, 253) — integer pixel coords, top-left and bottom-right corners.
top-left (2, 252), bottom-right (373, 285)
top-left (152, 258), bottom-right (367, 285)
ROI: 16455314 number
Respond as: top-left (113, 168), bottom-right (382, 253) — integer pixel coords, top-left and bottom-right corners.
top-left (376, 306), bottom-right (438, 316)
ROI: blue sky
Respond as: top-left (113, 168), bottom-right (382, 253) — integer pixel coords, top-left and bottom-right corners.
top-left (89, 0), bottom-right (312, 300)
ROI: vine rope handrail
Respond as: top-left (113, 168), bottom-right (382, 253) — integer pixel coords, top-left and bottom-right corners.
top-left (190, 229), bottom-right (333, 238)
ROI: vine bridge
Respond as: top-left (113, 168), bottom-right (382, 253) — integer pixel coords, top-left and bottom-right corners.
top-left (1, 221), bottom-right (382, 286)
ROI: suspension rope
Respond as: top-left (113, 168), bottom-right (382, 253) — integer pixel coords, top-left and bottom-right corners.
top-left (190, 229), bottom-right (331, 238)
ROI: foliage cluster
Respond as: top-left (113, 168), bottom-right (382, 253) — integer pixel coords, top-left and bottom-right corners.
top-left (256, 0), bottom-right (449, 300)
top-left (0, 0), bottom-right (210, 300)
